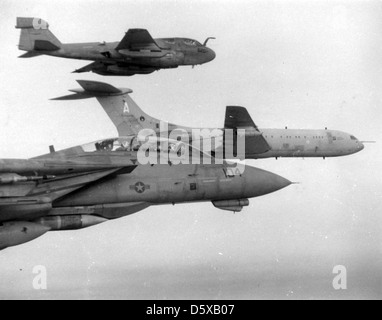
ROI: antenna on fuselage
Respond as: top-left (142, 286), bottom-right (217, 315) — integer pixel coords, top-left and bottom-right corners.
top-left (203, 37), bottom-right (216, 46)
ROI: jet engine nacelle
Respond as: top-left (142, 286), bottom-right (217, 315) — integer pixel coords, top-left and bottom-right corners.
top-left (212, 199), bottom-right (250, 212)
top-left (0, 221), bottom-right (51, 250)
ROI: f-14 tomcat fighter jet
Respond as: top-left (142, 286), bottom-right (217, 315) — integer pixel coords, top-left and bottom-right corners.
top-left (16, 17), bottom-right (216, 76)
top-left (0, 133), bottom-right (291, 250)
top-left (54, 81), bottom-right (365, 160)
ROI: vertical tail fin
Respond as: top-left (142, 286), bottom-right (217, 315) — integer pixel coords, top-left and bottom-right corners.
top-left (16, 17), bottom-right (62, 53)
top-left (51, 80), bottom-right (162, 137)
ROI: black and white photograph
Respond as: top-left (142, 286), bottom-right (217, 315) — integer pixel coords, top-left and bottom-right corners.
top-left (0, 0), bottom-right (381, 302)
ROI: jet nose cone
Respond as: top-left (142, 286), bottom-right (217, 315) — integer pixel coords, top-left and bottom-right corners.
top-left (244, 166), bottom-right (291, 198)
top-left (210, 49), bottom-right (216, 61)
top-left (205, 48), bottom-right (216, 62)
top-left (352, 141), bottom-right (365, 154)
top-left (266, 171), bottom-right (292, 193)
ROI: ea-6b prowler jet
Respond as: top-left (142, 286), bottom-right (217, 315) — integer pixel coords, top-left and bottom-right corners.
top-left (16, 17), bottom-right (216, 76)
top-left (54, 81), bottom-right (365, 160)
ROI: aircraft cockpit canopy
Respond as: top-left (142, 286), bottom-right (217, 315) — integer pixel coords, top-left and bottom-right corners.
top-left (80, 137), bottom-right (191, 155)
top-left (163, 38), bottom-right (176, 45)
top-left (81, 137), bottom-right (139, 153)
top-left (183, 39), bottom-right (202, 47)
top-left (79, 136), bottom-right (213, 162)
top-left (161, 38), bottom-right (203, 47)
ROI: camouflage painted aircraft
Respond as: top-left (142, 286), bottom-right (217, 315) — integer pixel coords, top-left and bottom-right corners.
top-left (16, 17), bottom-right (216, 76)
top-left (0, 114), bottom-right (291, 250)
top-left (54, 81), bottom-right (366, 161)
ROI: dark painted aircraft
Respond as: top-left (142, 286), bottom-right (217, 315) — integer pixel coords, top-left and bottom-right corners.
top-left (54, 81), bottom-right (366, 161)
top-left (0, 124), bottom-right (291, 250)
top-left (16, 17), bottom-right (216, 76)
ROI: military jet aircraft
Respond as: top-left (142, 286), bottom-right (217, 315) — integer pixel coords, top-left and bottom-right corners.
top-left (16, 17), bottom-right (216, 76)
top-left (54, 80), bottom-right (366, 161)
top-left (0, 128), bottom-right (291, 250)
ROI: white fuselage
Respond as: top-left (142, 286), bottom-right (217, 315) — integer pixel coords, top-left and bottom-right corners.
top-left (175, 127), bottom-right (364, 159)
top-left (253, 128), bottom-right (364, 159)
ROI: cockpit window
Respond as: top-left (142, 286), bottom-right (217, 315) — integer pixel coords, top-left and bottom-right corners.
top-left (184, 39), bottom-right (201, 46)
top-left (164, 38), bottom-right (175, 45)
top-left (95, 139), bottom-right (115, 151)
top-left (350, 135), bottom-right (357, 141)
top-left (82, 138), bottom-right (134, 153)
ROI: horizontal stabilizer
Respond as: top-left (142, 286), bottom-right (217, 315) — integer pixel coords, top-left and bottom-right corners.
top-left (16, 17), bottom-right (49, 29)
top-left (77, 80), bottom-right (125, 94)
top-left (18, 52), bottom-right (43, 58)
top-left (51, 93), bottom-right (94, 101)
top-left (53, 80), bottom-right (160, 137)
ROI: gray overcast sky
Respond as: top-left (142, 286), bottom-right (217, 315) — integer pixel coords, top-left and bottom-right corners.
top-left (0, 0), bottom-right (381, 299)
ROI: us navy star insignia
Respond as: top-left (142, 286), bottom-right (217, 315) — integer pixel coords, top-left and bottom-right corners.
top-left (130, 182), bottom-right (150, 193)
